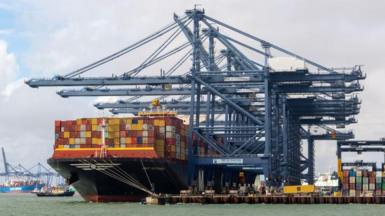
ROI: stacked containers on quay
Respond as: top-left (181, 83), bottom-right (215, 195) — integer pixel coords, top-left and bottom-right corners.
top-left (50, 115), bottom-right (194, 202)
top-left (341, 165), bottom-right (385, 197)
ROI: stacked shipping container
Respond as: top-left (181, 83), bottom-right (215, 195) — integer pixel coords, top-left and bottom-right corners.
top-left (342, 168), bottom-right (384, 197)
top-left (54, 117), bottom-right (188, 160)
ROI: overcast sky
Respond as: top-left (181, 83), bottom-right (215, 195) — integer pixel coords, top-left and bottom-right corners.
top-left (1, 0), bottom-right (385, 174)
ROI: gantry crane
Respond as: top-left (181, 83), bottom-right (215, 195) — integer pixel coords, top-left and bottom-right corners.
top-left (26, 8), bottom-right (365, 186)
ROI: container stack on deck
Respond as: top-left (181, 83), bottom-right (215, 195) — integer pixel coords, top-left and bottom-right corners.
top-left (54, 117), bottom-right (188, 160)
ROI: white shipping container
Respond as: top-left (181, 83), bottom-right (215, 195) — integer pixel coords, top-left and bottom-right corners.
top-left (349, 177), bottom-right (355, 183)
top-left (166, 126), bottom-right (176, 132)
top-left (363, 184), bottom-right (369, 191)
top-left (143, 131), bottom-right (148, 137)
top-left (369, 183), bottom-right (375, 190)
top-left (80, 131), bottom-right (86, 138)
top-left (166, 132), bottom-right (175, 138)
top-left (80, 125), bottom-right (86, 131)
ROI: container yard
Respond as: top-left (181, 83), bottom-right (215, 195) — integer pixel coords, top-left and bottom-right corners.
top-left (24, 7), bottom-right (385, 204)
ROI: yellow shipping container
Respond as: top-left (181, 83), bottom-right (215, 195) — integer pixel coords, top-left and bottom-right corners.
top-left (125, 138), bottom-right (131, 144)
top-left (76, 119), bottom-right (82, 125)
top-left (156, 139), bottom-right (164, 145)
top-left (69, 138), bottom-right (75, 145)
top-left (283, 185), bottom-right (315, 194)
top-left (108, 125), bottom-right (120, 131)
top-left (92, 138), bottom-right (101, 145)
top-left (114, 138), bottom-right (120, 145)
top-left (57, 145), bottom-right (64, 149)
top-left (131, 124), bottom-right (142, 131)
top-left (63, 132), bottom-right (70, 138)
top-left (107, 118), bottom-right (120, 125)
top-left (85, 131), bottom-right (91, 138)
top-left (91, 118), bottom-right (98, 125)
top-left (92, 125), bottom-right (98, 131)
top-left (154, 119), bottom-right (165, 126)
top-left (113, 131), bottom-right (120, 138)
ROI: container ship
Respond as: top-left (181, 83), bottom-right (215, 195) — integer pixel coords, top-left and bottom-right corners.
top-left (48, 104), bottom-right (195, 202)
top-left (0, 180), bottom-right (44, 193)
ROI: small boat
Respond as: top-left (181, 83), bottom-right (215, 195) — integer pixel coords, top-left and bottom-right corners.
top-left (36, 186), bottom-right (75, 197)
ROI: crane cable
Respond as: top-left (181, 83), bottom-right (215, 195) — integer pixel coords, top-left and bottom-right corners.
top-left (64, 16), bottom-right (189, 78)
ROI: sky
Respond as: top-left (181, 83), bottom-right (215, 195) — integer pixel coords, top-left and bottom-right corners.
top-left (0, 0), bottom-right (385, 174)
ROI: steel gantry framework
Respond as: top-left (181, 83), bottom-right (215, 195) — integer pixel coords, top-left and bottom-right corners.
top-left (26, 8), bottom-right (365, 186)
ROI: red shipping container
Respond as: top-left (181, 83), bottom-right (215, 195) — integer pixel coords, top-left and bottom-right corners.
top-left (86, 124), bottom-right (92, 131)
top-left (120, 131), bottom-right (126, 137)
top-left (120, 124), bottom-right (126, 131)
top-left (92, 131), bottom-right (101, 138)
top-left (166, 138), bottom-right (176, 145)
top-left (70, 125), bottom-right (76, 131)
top-left (55, 139), bottom-right (62, 145)
top-left (55, 121), bottom-right (61, 127)
top-left (86, 138), bottom-right (92, 145)
top-left (131, 137), bottom-right (137, 144)
top-left (147, 137), bottom-right (154, 144)
top-left (148, 130), bottom-right (156, 138)
top-left (105, 139), bottom-right (111, 145)
top-left (61, 138), bottom-right (69, 145)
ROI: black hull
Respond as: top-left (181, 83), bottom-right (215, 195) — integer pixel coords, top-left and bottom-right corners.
top-left (36, 191), bottom-right (75, 197)
top-left (48, 158), bottom-right (188, 202)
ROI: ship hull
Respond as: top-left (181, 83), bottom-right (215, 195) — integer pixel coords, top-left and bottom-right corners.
top-left (48, 157), bottom-right (188, 202)
top-left (0, 184), bottom-right (45, 193)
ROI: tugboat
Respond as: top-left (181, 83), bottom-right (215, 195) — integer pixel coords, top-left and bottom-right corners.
top-left (36, 186), bottom-right (75, 197)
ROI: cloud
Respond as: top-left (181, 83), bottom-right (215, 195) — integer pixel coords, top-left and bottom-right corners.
top-left (0, 40), bottom-right (18, 87)
top-left (0, 29), bottom-right (14, 36)
top-left (1, 78), bottom-right (24, 97)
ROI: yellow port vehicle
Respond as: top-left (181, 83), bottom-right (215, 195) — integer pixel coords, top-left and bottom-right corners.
top-left (283, 185), bottom-right (315, 194)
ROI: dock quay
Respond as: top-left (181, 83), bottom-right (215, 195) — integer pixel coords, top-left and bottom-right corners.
top-left (146, 195), bottom-right (385, 205)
